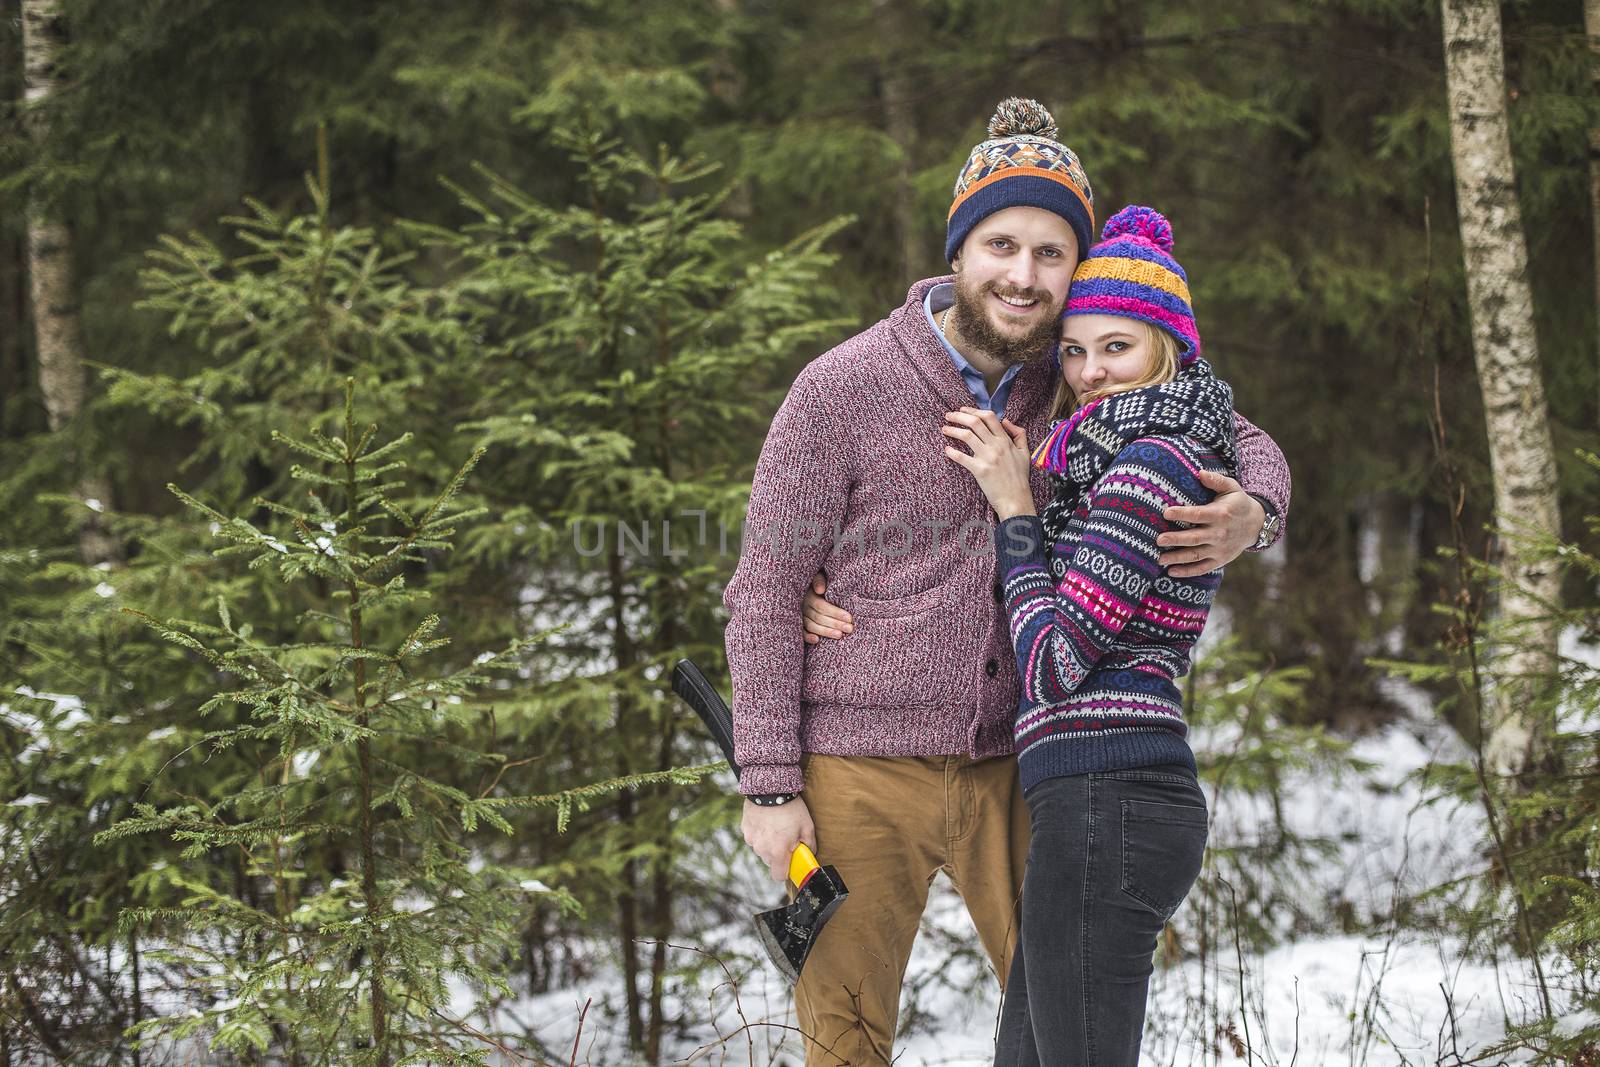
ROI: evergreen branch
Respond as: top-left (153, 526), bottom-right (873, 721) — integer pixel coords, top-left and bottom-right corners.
top-left (470, 761), bottom-right (723, 833)
top-left (365, 448), bottom-right (486, 580)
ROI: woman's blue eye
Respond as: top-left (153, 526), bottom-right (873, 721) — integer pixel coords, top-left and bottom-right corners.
top-left (1107, 341), bottom-right (1129, 352)
top-left (1063, 346), bottom-right (1085, 357)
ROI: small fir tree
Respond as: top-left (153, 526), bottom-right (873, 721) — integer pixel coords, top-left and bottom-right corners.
top-left (99, 382), bottom-right (712, 1063)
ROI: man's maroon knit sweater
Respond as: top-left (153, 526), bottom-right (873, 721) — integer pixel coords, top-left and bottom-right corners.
top-left (723, 277), bottom-right (1290, 795)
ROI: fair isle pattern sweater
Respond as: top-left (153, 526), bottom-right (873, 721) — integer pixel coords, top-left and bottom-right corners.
top-left (723, 278), bottom-right (1292, 796)
top-left (997, 371), bottom-right (1235, 792)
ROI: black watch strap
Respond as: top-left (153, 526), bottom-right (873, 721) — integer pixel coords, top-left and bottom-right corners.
top-left (1245, 491), bottom-right (1279, 522)
top-left (1246, 492), bottom-right (1282, 551)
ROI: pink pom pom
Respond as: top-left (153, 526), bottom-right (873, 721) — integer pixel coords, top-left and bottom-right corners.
top-left (1100, 205), bottom-right (1174, 253)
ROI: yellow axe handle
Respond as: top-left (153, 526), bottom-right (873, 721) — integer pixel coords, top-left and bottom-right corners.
top-left (788, 842), bottom-right (821, 889)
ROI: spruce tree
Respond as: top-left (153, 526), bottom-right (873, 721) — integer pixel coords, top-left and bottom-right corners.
top-left (409, 105), bottom-right (850, 1059)
top-left (96, 380), bottom-right (715, 1063)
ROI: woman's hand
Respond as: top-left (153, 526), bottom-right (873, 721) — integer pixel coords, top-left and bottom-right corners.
top-left (941, 407), bottom-right (1035, 520)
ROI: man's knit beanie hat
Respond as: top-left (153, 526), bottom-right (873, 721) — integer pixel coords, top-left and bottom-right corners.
top-left (945, 98), bottom-right (1095, 267)
top-left (1063, 205), bottom-right (1201, 364)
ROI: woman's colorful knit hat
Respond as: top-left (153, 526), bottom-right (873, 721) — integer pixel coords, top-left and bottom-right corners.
top-left (1063, 205), bottom-right (1200, 363)
top-left (945, 98), bottom-right (1095, 266)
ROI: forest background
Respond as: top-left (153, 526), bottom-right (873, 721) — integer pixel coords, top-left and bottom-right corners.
top-left (1, 0), bottom-right (1597, 1064)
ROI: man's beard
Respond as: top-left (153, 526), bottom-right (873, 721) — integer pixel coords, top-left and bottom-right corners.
top-left (948, 277), bottom-right (1064, 368)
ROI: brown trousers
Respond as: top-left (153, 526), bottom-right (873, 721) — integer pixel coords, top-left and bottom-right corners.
top-left (793, 753), bottom-right (1030, 1066)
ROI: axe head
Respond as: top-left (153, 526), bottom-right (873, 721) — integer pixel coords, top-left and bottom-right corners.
top-left (754, 864), bottom-right (848, 984)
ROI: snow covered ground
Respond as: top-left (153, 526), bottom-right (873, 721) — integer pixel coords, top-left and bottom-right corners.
top-left (16, 634), bottom-right (1591, 1065)
top-left (490, 673), bottom-right (1591, 1066)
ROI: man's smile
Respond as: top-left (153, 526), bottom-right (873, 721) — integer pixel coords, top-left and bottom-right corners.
top-left (993, 292), bottom-right (1039, 309)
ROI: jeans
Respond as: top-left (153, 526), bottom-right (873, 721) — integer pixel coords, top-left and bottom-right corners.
top-left (995, 764), bottom-right (1208, 1067)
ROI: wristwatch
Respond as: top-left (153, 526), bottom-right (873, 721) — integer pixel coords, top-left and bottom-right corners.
top-left (748, 792), bottom-right (800, 807)
top-left (1247, 493), bottom-right (1282, 551)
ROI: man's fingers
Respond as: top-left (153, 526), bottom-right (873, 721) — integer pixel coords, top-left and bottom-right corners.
top-left (1196, 469), bottom-right (1243, 493)
top-left (1156, 526), bottom-right (1212, 548)
top-left (804, 632), bottom-right (819, 645)
top-left (803, 618), bottom-right (849, 638)
top-left (1159, 546), bottom-right (1215, 566)
top-left (1165, 557), bottom-right (1223, 578)
top-left (803, 594), bottom-right (853, 633)
top-left (1162, 504), bottom-right (1218, 525)
top-left (811, 574), bottom-right (827, 595)
top-left (804, 599), bottom-right (853, 625)
top-left (756, 837), bottom-right (797, 881)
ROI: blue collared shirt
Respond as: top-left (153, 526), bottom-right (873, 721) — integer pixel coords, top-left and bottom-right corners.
top-left (923, 283), bottom-right (1023, 419)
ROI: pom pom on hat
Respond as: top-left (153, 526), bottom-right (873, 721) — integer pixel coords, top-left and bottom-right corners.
top-left (1101, 204), bottom-right (1173, 253)
top-left (986, 98), bottom-right (1059, 141)
top-left (1065, 203), bottom-right (1201, 362)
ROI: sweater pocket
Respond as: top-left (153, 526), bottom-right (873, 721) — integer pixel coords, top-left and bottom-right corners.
top-left (800, 581), bottom-right (973, 707)
top-left (839, 583), bottom-right (947, 619)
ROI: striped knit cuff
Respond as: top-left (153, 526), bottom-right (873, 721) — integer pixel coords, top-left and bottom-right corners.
top-left (995, 515), bottom-right (1049, 573)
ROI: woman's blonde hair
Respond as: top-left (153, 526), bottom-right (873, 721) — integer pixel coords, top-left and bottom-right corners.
top-left (1048, 319), bottom-right (1181, 420)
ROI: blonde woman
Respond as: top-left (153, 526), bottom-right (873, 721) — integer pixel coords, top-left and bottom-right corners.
top-left (942, 205), bottom-right (1229, 1066)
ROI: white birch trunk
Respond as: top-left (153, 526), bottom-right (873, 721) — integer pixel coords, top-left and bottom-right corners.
top-left (1440, 0), bottom-right (1563, 775)
top-left (22, 0), bottom-right (119, 563)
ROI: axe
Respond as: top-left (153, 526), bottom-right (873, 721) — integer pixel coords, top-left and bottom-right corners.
top-left (670, 658), bottom-right (849, 984)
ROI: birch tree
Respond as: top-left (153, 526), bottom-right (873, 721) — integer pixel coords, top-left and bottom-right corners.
top-left (1440, 0), bottom-right (1563, 775)
top-left (20, 0), bottom-right (117, 563)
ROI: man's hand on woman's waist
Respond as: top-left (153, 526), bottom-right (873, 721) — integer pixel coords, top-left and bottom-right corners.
top-left (1157, 469), bottom-right (1271, 577)
top-left (802, 573), bottom-right (854, 644)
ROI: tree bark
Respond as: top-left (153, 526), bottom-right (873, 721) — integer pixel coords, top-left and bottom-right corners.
top-left (872, 0), bottom-right (931, 282)
top-left (1, 0), bottom-right (25, 440)
top-left (1440, 0), bottom-right (1563, 776)
top-left (615, 788), bottom-right (645, 1051)
top-left (708, 0), bottom-right (754, 220)
top-left (1, 229), bottom-right (24, 438)
top-left (642, 710), bottom-right (677, 1065)
top-left (1586, 0), bottom-right (1600, 421)
top-left (342, 433), bottom-right (389, 1067)
top-left (129, 932), bottom-right (142, 1067)
top-left (21, 0), bottom-right (118, 563)
top-left (21, 0), bottom-right (83, 437)
top-left (606, 544), bottom-right (647, 1052)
